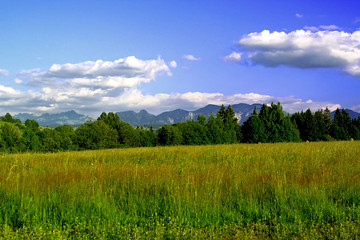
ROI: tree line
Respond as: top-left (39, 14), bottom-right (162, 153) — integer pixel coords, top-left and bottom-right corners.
top-left (0, 102), bottom-right (359, 153)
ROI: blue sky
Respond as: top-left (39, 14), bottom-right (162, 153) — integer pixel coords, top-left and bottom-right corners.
top-left (0, 0), bottom-right (360, 115)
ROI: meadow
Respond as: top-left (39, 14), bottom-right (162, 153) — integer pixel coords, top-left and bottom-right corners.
top-left (0, 141), bottom-right (360, 239)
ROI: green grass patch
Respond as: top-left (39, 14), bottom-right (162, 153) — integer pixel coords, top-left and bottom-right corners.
top-left (0, 141), bottom-right (360, 238)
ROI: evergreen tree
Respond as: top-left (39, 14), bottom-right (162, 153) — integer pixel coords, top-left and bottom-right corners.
top-left (216, 104), bottom-right (227, 123)
top-left (206, 114), bottom-right (223, 144)
top-left (257, 102), bottom-right (299, 142)
top-left (313, 110), bottom-right (328, 141)
top-left (282, 115), bottom-right (301, 142)
top-left (157, 125), bottom-right (183, 146)
top-left (323, 107), bottom-right (332, 136)
top-left (241, 109), bottom-right (267, 143)
top-left (332, 109), bottom-right (350, 140)
top-left (197, 114), bottom-right (207, 126)
top-left (223, 105), bottom-right (238, 143)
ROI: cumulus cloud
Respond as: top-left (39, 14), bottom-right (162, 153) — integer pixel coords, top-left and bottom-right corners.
top-left (169, 60), bottom-right (177, 68)
top-left (235, 29), bottom-right (360, 77)
top-left (183, 54), bottom-right (200, 61)
top-left (19, 56), bottom-right (171, 88)
top-left (295, 13), bottom-right (303, 18)
top-left (4, 56), bottom-right (172, 114)
top-left (0, 69), bottom-right (9, 76)
top-left (223, 52), bottom-right (242, 62)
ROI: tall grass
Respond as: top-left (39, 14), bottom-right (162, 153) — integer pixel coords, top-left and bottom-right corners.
top-left (0, 141), bottom-right (360, 238)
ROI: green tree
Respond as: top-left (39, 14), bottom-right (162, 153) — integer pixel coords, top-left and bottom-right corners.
top-left (197, 114), bottom-right (207, 126)
top-left (206, 114), bottom-right (223, 144)
top-left (323, 107), bottom-right (332, 136)
top-left (313, 110), bottom-right (328, 141)
top-left (98, 112), bottom-right (121, 133)
top-left (22, 128), bottom-right (41, 152)
top-left (39, 128), bottom-right (61, 152)
top-left (74, 120), bottom-right (118, 150)
top-left (1, 113), bottom-right (17, 123)
top-left (1, 123), bottom-right (23, 152)
top-left (25, 119), bottom-right (40, 131)
top-left (55, 125), bottom-right (75, 151)
top-left (138, 127), bottom-right (156, 147)
top-left (241, 109), bottom-right (267, 143)
top-left (177, 120), bottom-right (209, 145)
top-left (258, 102), bottom-right (300, 142)
top-left (216, 104), bottom-right (227, 123)
top-left (223, 105), bottom-right (238, 143)
top-left (157, 124), bottom-right (183, 146)
top-left (332, 109), bottom-right (351, 140)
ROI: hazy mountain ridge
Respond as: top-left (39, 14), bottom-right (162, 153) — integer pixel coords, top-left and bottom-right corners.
top-left (330, 109), bottom-right (359, 120)
top-left (116, 103), bottom-right (264, 127)
top-left (14, 110), bottom-right (94, 127)
top-left (10, 105), bottom-right (359, 128)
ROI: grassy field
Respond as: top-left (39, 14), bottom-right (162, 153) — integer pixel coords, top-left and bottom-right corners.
top-left (0, 141), bottom-right (360, 239)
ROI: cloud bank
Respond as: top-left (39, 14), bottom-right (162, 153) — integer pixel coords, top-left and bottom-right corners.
top-left (235, 29), bottom-right (360, 77)
top-left (0, 56), bottom-right (343, 116)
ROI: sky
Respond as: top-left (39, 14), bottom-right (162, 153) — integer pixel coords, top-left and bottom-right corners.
top-left (1, 0), bottom-right (360, 116)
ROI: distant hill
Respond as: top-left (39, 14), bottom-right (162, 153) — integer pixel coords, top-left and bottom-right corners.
top-left (117, 103), bottom-right (263, 127)
top-left (331, 109), bottom-right (359, 120)
top-left (14, 110), bottom-right (94, 127)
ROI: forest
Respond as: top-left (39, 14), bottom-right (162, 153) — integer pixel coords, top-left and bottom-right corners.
top-left (0, 102), bottom-right (359, 153)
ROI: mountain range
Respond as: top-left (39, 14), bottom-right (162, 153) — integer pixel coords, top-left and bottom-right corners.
top-left (116, 103), bottom-right (263, 128)
top-left (11, 104), bottom-right (359, 128)
top-left (14, 110), bottom-right (93, 128)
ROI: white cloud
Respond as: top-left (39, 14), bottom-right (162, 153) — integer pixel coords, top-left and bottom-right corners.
top-left (235, 29), bottom-right (360, 77)
top-left (169, 60), bottom-right (177, 68)
top-left (0, 69), bottom-right (9, 76)
top-left (183, 54), bottom-right (200, 61)
top-left (14, 78), bottom-right (23, 84)
top-left (90, 91), bottom-right (341, 115)
top-left (223, 52), bottom-right (242, 62)
top-left (303, 26), bottom-right (320, 32)
top-left (0, 76), bottom-right (342, 115)
top-left (351, 104), bottom-right (360, 113)
top-left (319, 25), bottom-right (340, 30)
top-left (19, 56), bottom-right (171, 88)
top-left (295, 13), bottom-right (303, 18)
top-left (0, 55), bottom-right (344, 116)
top-left (5, 56), bottom-right (172, 114)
